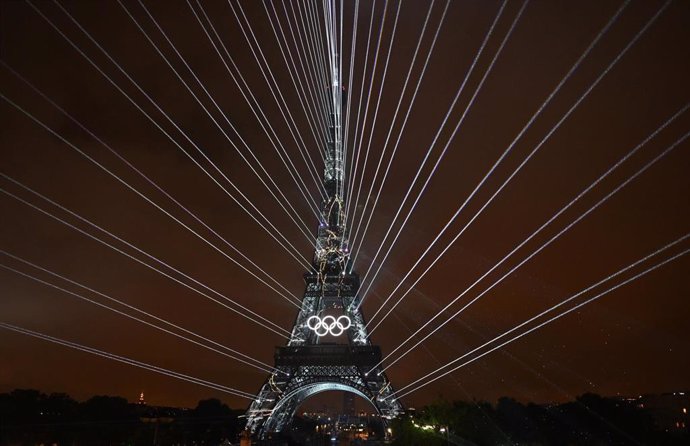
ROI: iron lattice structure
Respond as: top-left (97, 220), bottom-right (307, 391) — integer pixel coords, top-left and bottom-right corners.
top-left (245, 84), bottom-right (404, 438)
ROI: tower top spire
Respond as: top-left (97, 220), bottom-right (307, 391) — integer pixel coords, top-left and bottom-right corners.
top-left (315, 88), bottom-right (348, 274)
top-left (323, 67), bottom-right (343, 205)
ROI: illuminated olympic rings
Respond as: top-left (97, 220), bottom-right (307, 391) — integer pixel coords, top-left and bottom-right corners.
top-left (306, 315), bottom-right (352, 337)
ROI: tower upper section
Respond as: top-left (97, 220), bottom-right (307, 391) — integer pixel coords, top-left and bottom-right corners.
top-left (313, 75), bottom-right (349, 275)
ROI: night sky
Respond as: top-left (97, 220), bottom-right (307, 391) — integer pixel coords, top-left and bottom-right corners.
top-left (1, 0), bottom-right (689, 411)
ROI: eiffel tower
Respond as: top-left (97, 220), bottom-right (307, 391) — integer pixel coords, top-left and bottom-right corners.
top-left (244, 71), bottom-right (404, 440)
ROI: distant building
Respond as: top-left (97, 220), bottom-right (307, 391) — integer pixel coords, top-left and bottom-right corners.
top-left (638, 391), bottom-right (690, 431)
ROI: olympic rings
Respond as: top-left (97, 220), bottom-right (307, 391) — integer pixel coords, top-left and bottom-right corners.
top-left (306, 315), bottom-right (352, 337)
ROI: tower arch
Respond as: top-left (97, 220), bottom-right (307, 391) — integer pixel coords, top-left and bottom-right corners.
top-left (260, 381), bottom-right (381, 433)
